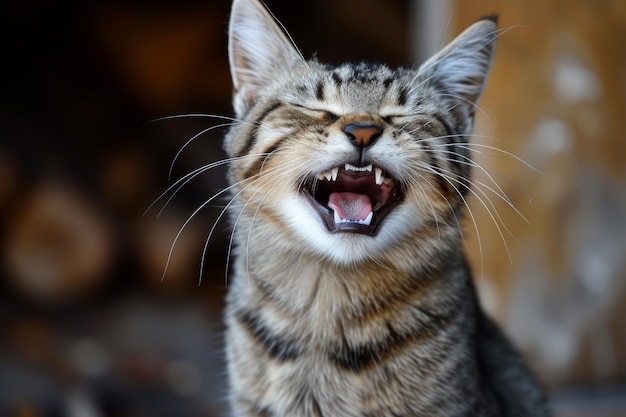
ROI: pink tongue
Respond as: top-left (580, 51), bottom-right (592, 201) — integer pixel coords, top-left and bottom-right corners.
top-left (328, 192), bottom-right (372, 221)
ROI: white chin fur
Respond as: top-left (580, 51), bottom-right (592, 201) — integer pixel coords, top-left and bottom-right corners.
top-left (278, 195), bottom-right (413, 265)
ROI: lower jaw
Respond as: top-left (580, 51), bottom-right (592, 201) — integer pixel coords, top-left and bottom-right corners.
top-left (328, 219), bottom-right (377, 235)
top-left (303, 192), bottom-right (392, 236)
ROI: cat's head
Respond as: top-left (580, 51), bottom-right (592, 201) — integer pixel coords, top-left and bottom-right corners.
top-left (225, 0), bottom-right (497, 266)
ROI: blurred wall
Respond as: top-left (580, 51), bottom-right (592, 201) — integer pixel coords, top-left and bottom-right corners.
top-left (449, 0), bottom-right (626, 392)
top-left (0, 1), bottom-right (242, 415)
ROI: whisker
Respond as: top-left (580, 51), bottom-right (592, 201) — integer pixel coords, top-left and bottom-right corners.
top-left (144, 161), bottom-right (227, 217)
top-left (161, 177), bottom-right (250, 283)
top-left (414, 162), bottom-right (485, 276)
top-left (199, 180), bottom-right (259, 286)
top-left (243, 171), bottom-right (291, 284)
top-left (168, 123), bottom-right (233, 182)
top-left (198, 159), bottom-right (302, 286)
top-left (453, 142), bottom-right (542, 173)
top-left (429, 158), bottom-right (524, 241)
top-left (407, 168), bottom-right (467, 249)
top-left (422, 148), bottom-right (524, 217)
top-left (144, 153), bottom-right (277, 218)
top-left (147, 113), bottom-right (245, 124)
top-left (440, 92), bottom-right (490, 120)
top-left (224, 155), bottom-right (297, 286)
top-left (164, 157), bottom-right (293, 283)
top-left (418, 162), bottom-right (512, 267)
top-left (424, 141), bottom-right (542, 204)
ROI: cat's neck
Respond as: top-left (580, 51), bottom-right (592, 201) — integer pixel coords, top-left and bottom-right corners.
top-left (232, 236), bottom-right (469, 321)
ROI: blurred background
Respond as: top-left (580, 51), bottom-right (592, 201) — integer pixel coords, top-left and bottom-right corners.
top-left (0, 0), bottom-right (624, 416)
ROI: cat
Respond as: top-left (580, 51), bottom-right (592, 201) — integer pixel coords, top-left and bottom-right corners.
top-left (221, 0), bottom-right (549, 415)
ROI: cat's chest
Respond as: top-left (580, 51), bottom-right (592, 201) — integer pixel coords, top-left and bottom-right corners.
top-left (252, 343), bottom-right (490, 417)
top-left (228, 257), bottom-right (495, 416)
top-left (260, 351), bottom-right (364, 417)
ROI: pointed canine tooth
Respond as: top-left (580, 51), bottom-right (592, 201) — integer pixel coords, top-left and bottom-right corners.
top-left (362, 211), bottom-right (373, 226)
top-left (375, 167), bottom-right (383, 185)
top-left (331, 167), bottom-right (339, 181)
top-left (333, 209), bottom-right (343, 224)
top-left (366, 164), bottom-right (373, 172)
top-left (324, 171), bottom-right (332, 181)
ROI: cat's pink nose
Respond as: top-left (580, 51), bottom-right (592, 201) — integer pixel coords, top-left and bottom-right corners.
top-left (343, 123), bottom-right (382, 148)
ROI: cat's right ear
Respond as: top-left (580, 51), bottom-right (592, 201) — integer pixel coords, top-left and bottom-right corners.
top-left (229, 0), bottom-right (305, 116)
top-left (416, 16), bottom-right (498, 134)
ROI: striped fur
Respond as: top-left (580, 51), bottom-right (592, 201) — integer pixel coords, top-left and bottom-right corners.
top-left (223, 0), bottom-right (549, 416)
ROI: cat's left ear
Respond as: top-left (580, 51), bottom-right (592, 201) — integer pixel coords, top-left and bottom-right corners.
top-left (229, 0), bottom-right (305, 116)
top-left (416, 16), bottom-right (498, 134)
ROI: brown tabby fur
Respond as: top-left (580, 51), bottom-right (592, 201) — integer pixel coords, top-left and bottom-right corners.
top-left (222, 0), bottom-right (549, 415)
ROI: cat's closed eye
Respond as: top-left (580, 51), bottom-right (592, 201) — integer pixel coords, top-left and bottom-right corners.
top-left (323, 111), bottom-right (340, 123)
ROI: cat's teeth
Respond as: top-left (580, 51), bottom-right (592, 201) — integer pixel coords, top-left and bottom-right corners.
top-left (344, 164), bottom-right (372, 172)
top-left (332, 209), bottom-right (374, 226)
top-left (333, 209), bottom-right (342, 225)
top-left (318, 168), bottom-right (340, 181)
top-left (375, 167), bottom-right (383, 185)
top-left (320, 165), bottom-right (388, 185)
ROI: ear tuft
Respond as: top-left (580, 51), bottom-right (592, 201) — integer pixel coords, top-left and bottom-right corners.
top-left (229, 0), bottom-right (305, 116)
top-left (479, 14), bottom-right (499, 25)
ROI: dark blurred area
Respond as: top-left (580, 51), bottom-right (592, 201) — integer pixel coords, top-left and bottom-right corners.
top-left (0, 0), bottom-right (409, 415)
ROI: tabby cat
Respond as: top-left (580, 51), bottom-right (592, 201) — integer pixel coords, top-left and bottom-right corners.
top-left (222, 0), bottom-right (548, 415)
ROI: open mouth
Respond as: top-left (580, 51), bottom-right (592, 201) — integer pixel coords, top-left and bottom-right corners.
top-left (303, 163), bottom-right (404, 235)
